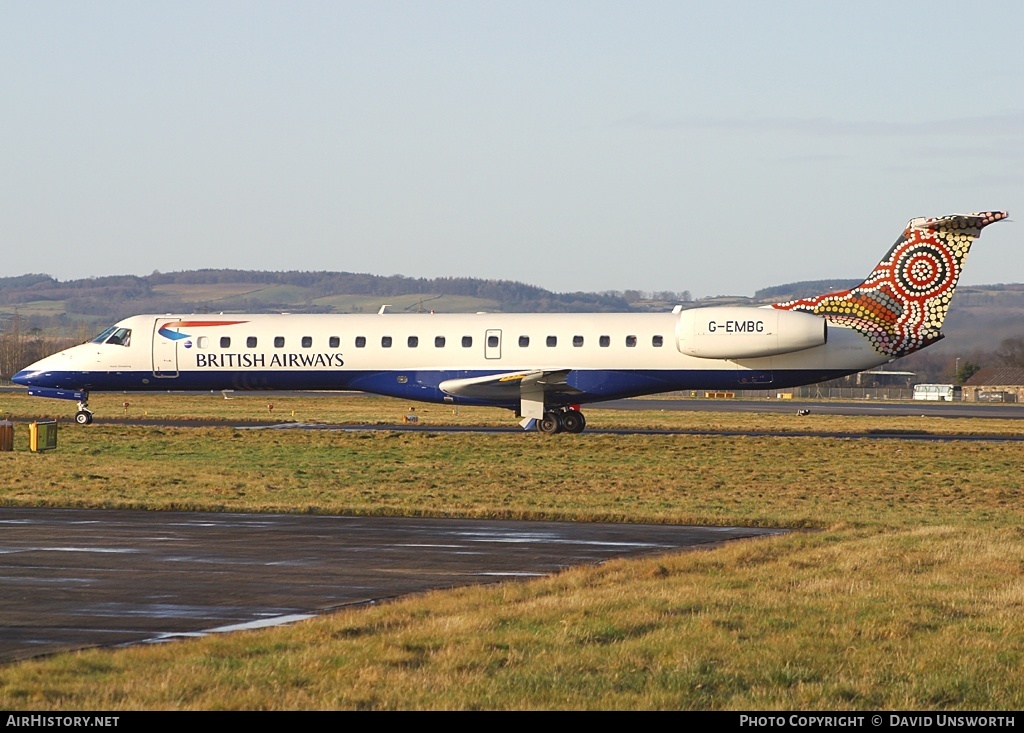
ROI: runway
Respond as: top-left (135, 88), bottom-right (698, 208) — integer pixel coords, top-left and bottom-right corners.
top-left (85, 399), bottom-right (1024, 443)
top-left (0, 507), bottom-right (782, 663)
top-left (231, 421), bottom-right (1024, 442)
top-left (598, 398), bottom-right (1024, 420)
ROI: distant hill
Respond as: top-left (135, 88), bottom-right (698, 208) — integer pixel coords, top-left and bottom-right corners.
top-left (754, 280), bottom-right (861, 301)
top-left (0, 270), bottom-right (637, 335)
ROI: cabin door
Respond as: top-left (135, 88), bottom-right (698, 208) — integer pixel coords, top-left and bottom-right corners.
top-left (485, 329), bottom-right (502, 360)
top-left (152, 318), bottom-right (181, 379)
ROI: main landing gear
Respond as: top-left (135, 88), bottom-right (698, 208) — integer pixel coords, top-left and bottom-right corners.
top-left (75, 399), bottom-right (94, 425)
top-left (537, 408), bottom-right (586, 435)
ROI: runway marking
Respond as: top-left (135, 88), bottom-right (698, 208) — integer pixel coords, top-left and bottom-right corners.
top-left (29, 547), bottom-right (139, 554)
top-left (205, 614), bottom-right (317, 634)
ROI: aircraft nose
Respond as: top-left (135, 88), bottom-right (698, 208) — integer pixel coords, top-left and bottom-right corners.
top-left (11, 369), bottom-right (36, 386)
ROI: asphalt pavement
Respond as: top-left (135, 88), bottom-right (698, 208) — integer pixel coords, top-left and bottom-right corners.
top-left (0, 507), bottom-right (782, 662)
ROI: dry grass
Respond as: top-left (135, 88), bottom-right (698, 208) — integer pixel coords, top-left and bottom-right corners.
top-left (1, 425), bottom-right (1020, 530)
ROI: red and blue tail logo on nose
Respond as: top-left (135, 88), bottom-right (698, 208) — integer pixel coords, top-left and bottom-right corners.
top-left (158, 320), bottom-right (248, 341)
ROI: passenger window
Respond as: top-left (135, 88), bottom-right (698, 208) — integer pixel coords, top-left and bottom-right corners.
top-left (355, 336), bottom-right (366, 348)
top-left (197, 337), bottom-right (208, 349)
top-left (408, 336), bottom-right (419, 348)
top-left (573, 335), bottom-right (584, 347)
top-left (652, 335), bottom-right (664, 347)
top-left (274, 336), bottom-right (285, 348)
top-left (488, 335), bottom-right (499, 348)
top-left (599, 335), bottom-right (610, 347)
top-left (462, 336), bottom-right (472, 347)
top-left (302, 336), bottom-right (313, 348)
top-left (382, 336), bottom-right (392, 348)
top-left (519, 336), bottom-right (529, 347)
top-left (247, 337), bottom-right (257, 348)
top-left (546, 336), bottom-right (557, 347)
top-left (220, 337), bottom-right (231, 348)
top-left (329, 336), bottom-right (340, 348)
top-left (435, 336), bottom-right (445, 347)
top-left (626, 335), bottom-right (637, 347)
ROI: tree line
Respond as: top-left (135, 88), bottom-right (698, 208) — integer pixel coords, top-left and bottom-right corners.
top-left (0, 317), bottom-right (83, 382)
top-left (886, 336), bottom-right (1024, 386)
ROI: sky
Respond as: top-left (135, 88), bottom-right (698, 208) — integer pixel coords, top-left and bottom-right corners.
top-left (3, 1), bottom-right (1022, 298)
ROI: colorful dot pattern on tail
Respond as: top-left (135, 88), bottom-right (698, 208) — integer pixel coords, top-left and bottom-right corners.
top-left (772, 211), bottom-right (1007, 358)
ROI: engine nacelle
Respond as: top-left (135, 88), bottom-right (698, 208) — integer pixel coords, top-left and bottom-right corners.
top-left (676, 307), bottom-right (826, 359)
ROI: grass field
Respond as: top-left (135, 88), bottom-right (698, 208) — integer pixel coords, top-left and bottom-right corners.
top-left (149, 283), bottom-right (270, 301)
top-left (0, 392), bottom-right (1022, 709)
top-left (311, 292), bottom-right (501, 313)
top-left (0, 300), bottom-right (68, 318)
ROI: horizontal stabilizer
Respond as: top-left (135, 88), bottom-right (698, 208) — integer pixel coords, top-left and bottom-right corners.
top-left (909, 211), bottom-right (1008, 233)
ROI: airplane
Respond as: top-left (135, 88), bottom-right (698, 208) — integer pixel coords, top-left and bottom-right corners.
top-left (11, 210), bottom-right (1007, 433)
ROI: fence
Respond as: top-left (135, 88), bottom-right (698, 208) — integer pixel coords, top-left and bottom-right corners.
top-left (670, 387), bottom-right (918, 401)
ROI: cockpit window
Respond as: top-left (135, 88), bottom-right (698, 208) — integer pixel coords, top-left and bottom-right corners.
top-left (91, 327), bottom-right (132, 347)
top-left (108, 328), bottom-right (132, 346)
top-left (90, 327), bottom-right (118, 344)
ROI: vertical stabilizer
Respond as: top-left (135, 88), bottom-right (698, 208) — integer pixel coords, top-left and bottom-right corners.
top-left (772, 211), bottom-right (1007, 358)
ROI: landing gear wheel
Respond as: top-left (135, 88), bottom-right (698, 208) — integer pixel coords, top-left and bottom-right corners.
top-left (538, 412), bottom-right (563, 434)
top-left (560, 409), bottom-right (585, 434)
top-left (75, 410), bottom-right (94, 426)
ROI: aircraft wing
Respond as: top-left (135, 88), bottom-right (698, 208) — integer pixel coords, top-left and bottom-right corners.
top-left (439, 369), bottom-right (582, 419)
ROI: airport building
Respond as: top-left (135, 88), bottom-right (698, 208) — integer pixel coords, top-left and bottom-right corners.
top-left (961, 368), bottom-right (1024, 403)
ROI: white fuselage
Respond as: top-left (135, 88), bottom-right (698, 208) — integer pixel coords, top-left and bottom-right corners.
top-left (14, 311), bottom-right (886, 411)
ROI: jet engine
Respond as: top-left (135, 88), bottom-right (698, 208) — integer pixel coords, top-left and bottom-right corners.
top-left (676, 307), bottom-right (826, 359)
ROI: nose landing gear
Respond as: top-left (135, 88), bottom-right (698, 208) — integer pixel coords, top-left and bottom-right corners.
top-left (75, 400), bottom-right (94, 425)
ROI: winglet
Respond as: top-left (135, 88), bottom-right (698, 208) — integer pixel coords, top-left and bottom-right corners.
top-left (772, 211), bottom-right (1007, 358)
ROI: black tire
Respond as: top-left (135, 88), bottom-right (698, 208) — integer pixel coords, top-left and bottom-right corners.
top-left (538, 412), bottom-right (562, 434)
top-left (75, 411), bottom-right (93, 425)
top-left (561, 410), bottom-right (585, 434)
